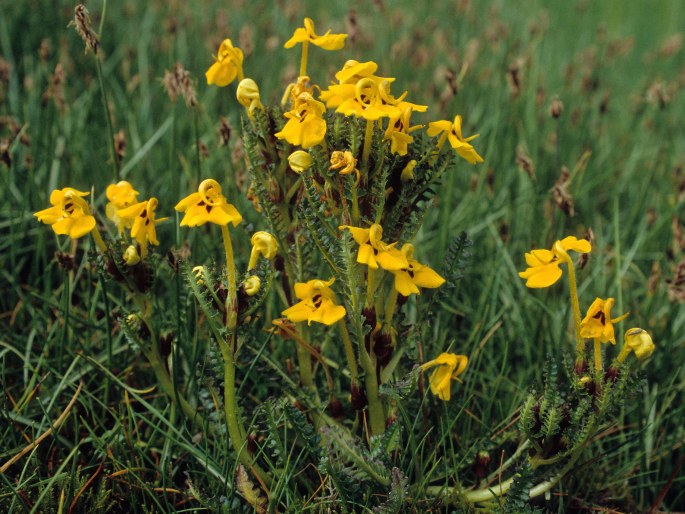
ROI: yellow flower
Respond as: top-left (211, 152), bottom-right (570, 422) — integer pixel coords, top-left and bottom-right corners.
top-left (384, 107), bottom-right (423, 156)
top-left (580, 297), bottom-right (629, 344)
top-left (339, 224), bottom-right (408, 271)
top-left (518, 236), bottom-right (591, 288)
top-left (288, 150), bottom-right (313, 174)
top-left (618, 328), bottom-right (655, 362)
top-left (123, 245), bottom-right (140, 266)
top-left (329, 150), bottom-right (360, 185)
top-left (236, 78), bottom-right (263, 117)
top-left (117, 198), bottom-right (167, 248)
top-left (175, 179), bottom-right (243, 227)
top-left (427, 115), bottom-right (484, 164)
top-left (34, 187), bottom-right (96, 239)
top-left (106, 181), bottom-right (139, 234)
top-left (400, 160), bottom-right (417, 182)
top-left (275, 93), bottom-right (327, 148)
top-left (205, 39), bottom-right (244, 87)
top-left (391, 244), bottom-right (445, 296)
top-left (334, 78), bottom-right (403, 121)
top-left (421, 352), bottom-right (468, 401)
top-left (282, 278), bottom-right (346, 325)
top-left (243, 275), bottom-right (261, 296)
top-left (284, 18), bottom-right (347, 51)
top-left (248, 231), bottom-right (279, 270)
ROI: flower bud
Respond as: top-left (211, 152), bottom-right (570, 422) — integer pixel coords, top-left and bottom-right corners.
top-left (123, 245), bottom-right (140, 266)
top-left (248, 231), bottom-right (279, 270)
top-left (288, 150), bottom-right (313, 174)
top-left (400, 159), bottom-right (417, 182)
top-left (236, 78), bottom-right (263, 115)
top-left (192, 265), bottom-right (206, 285)
top-left (243, 275), bottom-right (261, 296)
top-left (618, 328), bottom-right (655, 362)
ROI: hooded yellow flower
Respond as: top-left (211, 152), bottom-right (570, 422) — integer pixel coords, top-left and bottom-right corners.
top-left (175, 179), bottom-right (243, 227)
top-left (205, 39), bottom-right (244, 87)
top-left (284, 18), bottom-right (347, 51)
top-left (329, 150), bottom-right (360, 185)
top-left (427, 115), bottom-right (484, 164)
top-left (339, 224), bottom-right (408, 271)
top-left (421, 352), bottom-right (468, 401)
top-left (248, 231), bottom-right (278, 270)
top-left (391, 244), bottom-right (445, 296)
top-left (384, 107), bottom-right (423, 156)
top-left (275, 93), bottom-right (327, 148)
top-left (34, 187), bottom-right (96, 239)
top-left (106, 181), bottom-right (139, 234)
top-left (282, 278), bottom-right (346, 325)
top-left (580, 297), bottom-right (629, 344)
top-left (618, 328), bottom-right (655, 362)
top-left (117, 197), bottom-right (167, 247)
top-left (518, 236), bottom-right (591, 288)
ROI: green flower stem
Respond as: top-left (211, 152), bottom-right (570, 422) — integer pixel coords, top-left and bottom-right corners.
top-left (361, 118), bottom-right (375, 172)
top-left (366, 268), bottom-right (376, 308)
top-left (94, 57), bottom-right (120, 182)
top-left (338, 320), bottom-right (359, 386)
top-left (299, 41), bottom-right (309, 77)
top-left (358, 339), bottom-right (385, 436)
top-left (384, 289), bottom-right (398, 328)
top-left (350, 184), bottom-right (360, 225)
top-left (220, 225), bottom-right (238, 334)
top-left (144, 346), bottom-right (198, 424)
top-left (297, 324), bottom-right (314, 389)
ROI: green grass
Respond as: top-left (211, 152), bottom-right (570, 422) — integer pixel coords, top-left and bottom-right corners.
top-left (2, 0), bottom-right (685, 512)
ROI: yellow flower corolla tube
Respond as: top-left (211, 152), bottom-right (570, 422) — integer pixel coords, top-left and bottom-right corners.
top-left (282, 278), bottom-right (346, 326)
top-left (427, 115), bottom-right (484, 164)
top-left (248, 231), bottom-right (278, 270)
top-left (275, 93), bottom-right (327, 148)
top-left (123, 245), bottom-right (140, 266)
top-left (391, 244), bottom-right (445, 296)
top-left (175, 179), bottom-right (243, 227)
top-left (421, 352), bottom-right (468, 401)
top-left (339, 224), bottom-right (408, 270)
top-left (284, 18), bottom-right (347, 51)
top-left (205, 39), bottom-right (244, 87)
top-left (243, 275), bottom-right (261, 296)
top-left (236, 78), bottom-right (263, 117)
top-left (106, 181), bottom-right (139, 234)
top-left (580, 297), bottom-right (629, 345)
top-left (117, 198), bottom-right (167, 248)
top-left (34, 187), bottom-right (96, 239)
top-left (288, 150), bottom-right (313, 174)
top-left (329, 150), bottom-right (360, 185)
top-left (618, 328), bottom-right (655, 362)
top-left (518, 236), bottom-right (591, 288)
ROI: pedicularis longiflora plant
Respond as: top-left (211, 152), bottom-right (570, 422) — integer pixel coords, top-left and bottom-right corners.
top-left (35, 10), bottom-right (655, 511)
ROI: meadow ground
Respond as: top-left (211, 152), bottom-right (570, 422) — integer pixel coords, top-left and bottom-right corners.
top-left (1, 0), bottom-right (684, 512)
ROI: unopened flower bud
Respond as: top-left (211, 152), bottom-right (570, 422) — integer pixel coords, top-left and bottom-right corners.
top-left (288, 150), bottom-right (313, 174)
top-left (123, 245), bottom-right (140, 266)
top-left (248, 231), bottom-right (279, 270)
top-left (192, 265), bottom-right (206, 285)
top-left (618, 328), bottom-right (655, 362)
top-left (243, 275), bottom-right (261, 296)
top-left (236, 78), bottom-right (263, 116)
top-left (400, 159), bottom-right (417, 182)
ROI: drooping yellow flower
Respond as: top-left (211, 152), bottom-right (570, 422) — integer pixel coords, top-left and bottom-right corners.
top-left (248, 231), bottom-right (278, 270)
top-left (427, 115), bottom-right (484, 164)
top-left (339, 224), bottom-right (408, 271)
top-left (282, 278), bottom-right (346, 326)
top-left (391, 243), bottom-right (445, 296)
top-left (400, 160), bottom-right (417, 182)
top-left (618, 328), bottom-right (655, 362)
top-left (284, 18), bottom-right (347, 51)
top-left (175, 179), bottom-right (243, 227)
top-left (205, 39), bottom-right (244, 87)
top-left (122, 245), bottom-right (140, 266)
top-left (580, 297), bottom-right (629, 344)
top-left (243, 275), bottom-right (261, 296)
top-left (117, 198), bottom-right (167, 248)
top-left (236, 78), bottom-right (263, 117)
top-left (34, 187), bottom-right (96, 239)
top-left (275, 93), bottom-right (327, 148)
top-left (329, 150), bottom-right (360, 185)
top-left (420, 352), bottom-right (468, 401)
top-left (518, 236), bottom-right (591, 288)
top-left (384, 107), bottom-right (424, 156)
top-left (106, 181), bottom-right (139, 234)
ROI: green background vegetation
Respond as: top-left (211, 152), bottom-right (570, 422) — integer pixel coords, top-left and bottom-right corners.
top-left (1, 0), bottom-right (684, 511)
